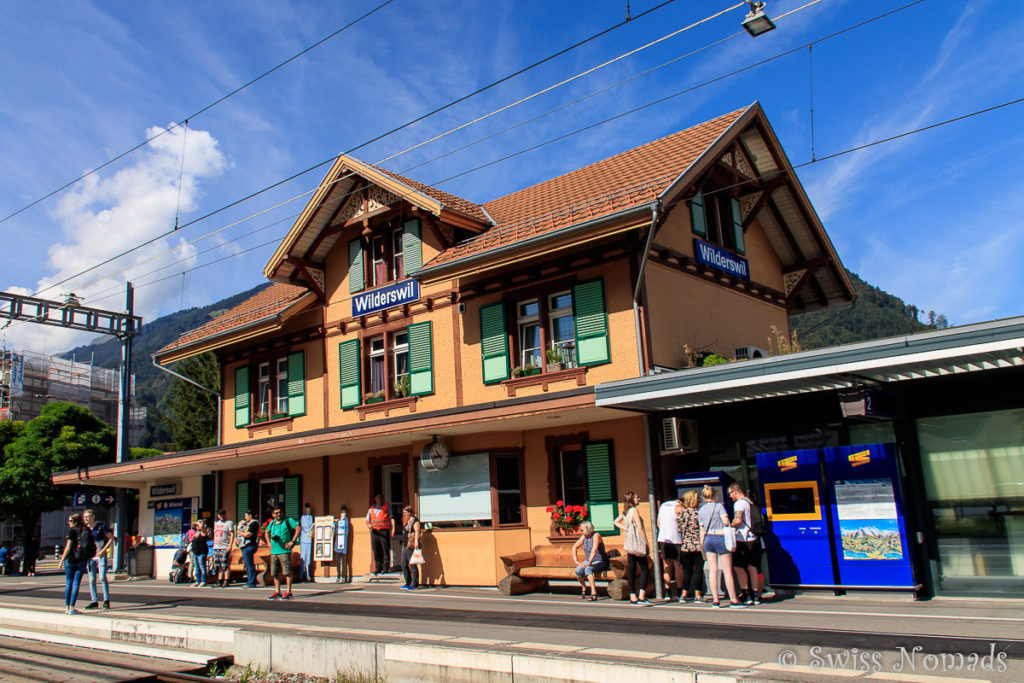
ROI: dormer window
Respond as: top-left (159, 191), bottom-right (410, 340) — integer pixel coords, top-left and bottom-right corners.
top-left (347, 217), bottom-right (422, 294)
top-left (689, 189), bottom-right (745, 255)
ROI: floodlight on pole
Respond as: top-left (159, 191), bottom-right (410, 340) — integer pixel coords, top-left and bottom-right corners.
top-left (742, 1), bottom-right (776, 37)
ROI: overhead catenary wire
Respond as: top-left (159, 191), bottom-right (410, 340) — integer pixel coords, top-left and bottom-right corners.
top-left (69, 1), bottom-right (760, 299)
top-left (11, 0), bottom-right (685, 303)
top-left (80, 0), bottom-right (957, 309)
top-left (0, 0), bottom-right (399, 228)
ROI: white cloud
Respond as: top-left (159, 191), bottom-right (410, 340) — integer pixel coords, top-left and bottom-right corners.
top-left (2, 124), bottom-right (227, 353)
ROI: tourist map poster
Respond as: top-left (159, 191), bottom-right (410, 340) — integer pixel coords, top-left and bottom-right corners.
top-left (153, 497), bottom-right (199, 548)
top-left (834, 478), bottom-right (903, 560)
top-left (313, 515), bottom-right (334, 561)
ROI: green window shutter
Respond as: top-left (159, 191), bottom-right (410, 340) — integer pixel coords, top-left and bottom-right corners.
top-left (284, 475), bottom-right (302, 521)
top-left (573, 279), bottom-right (610, 366)
top-left (402, 218), bottom-right (422, 275)
top-left (236, 480), bottom-right (250, 523)
top-left (339, 339), bottom-right (361, 409)
top-left (286, 351), bottom-right (305, 417)
top-left (584, 441), bottom-right (617, 535)
top-left (690, 191), bottom-right (707, 238)
top-left (408, 321), bottom-right (433, 396)
top-left (348, 239), bottom-right (364, 294)
top-left (730, 196), bottom-right (745, 255)
top-left (234, 366), bottom-right (250, 428)
top-left (480, 302), bottom-right (510, 384)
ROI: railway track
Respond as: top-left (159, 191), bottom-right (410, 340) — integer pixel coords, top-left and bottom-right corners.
top-left (0, 632), bottom-right (229, 683)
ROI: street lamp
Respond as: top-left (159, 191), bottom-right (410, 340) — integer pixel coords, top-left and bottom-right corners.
top-left (742, 1), bottom-right (776, 37)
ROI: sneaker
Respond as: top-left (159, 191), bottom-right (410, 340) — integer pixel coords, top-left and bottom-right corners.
top-left (744, 597), bottom-right (754, 606)
top-left (406, 586), bottom-right (417, 591)
top-left (753, 596), bottom-right (762, 605)
top-left (729, 602), bottom-right (747, 609)
top-left (712, 601), bottom-right (725, 608)
top-left (267, 592), bottom-right (280, 600)
top-left (281, 592), bottom-right (293, 600)
top-left (636, 599), bottom-right (652, 607)
top-left (677, 596), bottom-right (687, 603)
top-left (399, 585), bottom-right (410, 591)
top-left (198, 582), bottom-right (206, 587)
top-left (84, 602), bottom-right (99, 610)
top-left (102, 601), bottom-right (109, 610)
top-left (68, 608), bottom-right (80, 615)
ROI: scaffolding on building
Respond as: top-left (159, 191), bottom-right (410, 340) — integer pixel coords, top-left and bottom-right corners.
top-left (0, 347), bottom-right (145, 444)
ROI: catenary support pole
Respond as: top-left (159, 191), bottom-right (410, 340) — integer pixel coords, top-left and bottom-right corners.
top-left (113, 282), bottom-right (133, 573)
top-left (643, 413), bottom-right (663, 600)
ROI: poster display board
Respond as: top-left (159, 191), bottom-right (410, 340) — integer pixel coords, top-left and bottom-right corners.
top-left (825, 443), bottom-right (915, 588)
top-left (153, 497), bottom-right (199, 548)
top-left (313, 515), bottom-right (334, 561)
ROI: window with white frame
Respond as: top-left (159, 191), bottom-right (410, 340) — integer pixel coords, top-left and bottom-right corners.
top-left (275, 358), bottom-right (289, 414)
top-left (517, 300), bottom-right (542, 370)
top-left (372, 235), bottom-right (386, 286)
top-left (257, 362), bottom-right (271, 418)
top-left (392, 228), bottom-right (405, 280)
top-left (393, 331), bottom-right (409, 395)
top-left (548, 291), bottom-right (576, 368)
top-left (368, 336), bottom-right (386, 396)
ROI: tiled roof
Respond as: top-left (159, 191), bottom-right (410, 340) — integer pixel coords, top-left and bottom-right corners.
top-left (375, 166), bottom-right (491, 226)
top-left (425, 107), bottom-right (747, 268)
top-left (156, 283), bottom-right (310, 357)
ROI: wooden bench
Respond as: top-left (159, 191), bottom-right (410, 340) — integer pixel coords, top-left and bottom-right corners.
top-left (499, 543), bottom-right (632, 600)
top-left (228, 547), bottom-right (301, 586)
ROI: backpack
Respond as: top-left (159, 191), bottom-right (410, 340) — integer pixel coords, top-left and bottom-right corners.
top-left (75, 528), bottom-right (97, 562)
top-left (747, 499), bottom-right (766, 536)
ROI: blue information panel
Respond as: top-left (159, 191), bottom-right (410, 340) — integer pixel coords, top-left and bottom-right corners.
top-left (756, 449), bottom-right (835, 587)
top-left (824, 443), bottom-right (916, 588)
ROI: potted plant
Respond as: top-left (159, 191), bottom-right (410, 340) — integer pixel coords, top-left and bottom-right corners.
top-left (524, 363), bottom-right (540, 376)
top-left (254, 408), bottom-right (269, 423)
top-left (546, 500), bottom-right (588, 535)
top-left (545, 348), bottom-right (564, 372)
top-left (393, 375), bottom-right (410, 399)
top-left (512, 366), bottom-right (524, 378)
top-left (364, 390), bottom-right (385, 404)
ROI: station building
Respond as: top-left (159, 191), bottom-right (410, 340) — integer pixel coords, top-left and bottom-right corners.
top-left (55, 102), bottom-right (855, 585)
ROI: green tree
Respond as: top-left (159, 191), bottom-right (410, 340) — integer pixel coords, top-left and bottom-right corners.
top-left (161, 352), bottom-right (219, 451)
top-left (0, 402), bottom-right (115, 557)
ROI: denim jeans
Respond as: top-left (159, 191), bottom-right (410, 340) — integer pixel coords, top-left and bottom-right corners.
top-left (193, 553), bottom-right (208, 584)
top-left (88, 556), bottom-right (108, 602)
top-left (241, 544), bottom-right (258, 586)
top-left (64, 560), bottom-right (87, 608)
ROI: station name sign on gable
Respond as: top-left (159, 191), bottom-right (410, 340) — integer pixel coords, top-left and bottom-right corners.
top-left (694, 238), bottom-right (750, 281)
top-left (352, 279), bottom-right (420, 317)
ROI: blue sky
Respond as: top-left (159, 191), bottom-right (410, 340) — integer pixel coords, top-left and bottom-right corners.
top-left (1, 0), bottom-right (1022, 353)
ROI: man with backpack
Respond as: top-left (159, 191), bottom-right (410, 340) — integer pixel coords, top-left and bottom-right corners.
top-left (728, 483), bottom-right (763, 606)
top-left (82, 509), bottom-right (114, 610)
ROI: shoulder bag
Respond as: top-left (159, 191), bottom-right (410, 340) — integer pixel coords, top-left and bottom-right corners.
top-left (622, 510), bottom-right (648, 556)
top-left (720, 503), bottom-right (737, 551)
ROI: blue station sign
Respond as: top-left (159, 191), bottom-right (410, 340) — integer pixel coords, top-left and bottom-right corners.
top-left (352, 279), bottom-right (420, 317)
top-left (694, 238), bottom-right (750, 281)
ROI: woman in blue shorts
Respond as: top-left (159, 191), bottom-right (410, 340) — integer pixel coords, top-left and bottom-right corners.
top-left (698, 485), bottom-right (743, 608)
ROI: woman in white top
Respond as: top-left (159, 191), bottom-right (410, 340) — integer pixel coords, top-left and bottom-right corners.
top-left (697, 485), bottom-right (743, 608)
top-left (656, 497), bottom-right (684, 598)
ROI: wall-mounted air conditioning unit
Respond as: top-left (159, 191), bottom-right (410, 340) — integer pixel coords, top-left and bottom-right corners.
top-left (661, 417), bottom-right (698, 454)
top-left (734, 345), bottom-right (768, 361)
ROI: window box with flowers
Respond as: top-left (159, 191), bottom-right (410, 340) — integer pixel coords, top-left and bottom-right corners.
top-left (546, 500), bottom-right (587, 539)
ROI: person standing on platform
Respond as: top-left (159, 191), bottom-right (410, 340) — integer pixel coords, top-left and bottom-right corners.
top-left (299, 503), bottom-right (314, 582)
top-left (676, 489), bottom-right (704, 603)
top-left (399, 505), bottom-right (421, 591)
top-left (699, 485), bottom-right (743, 608)
top-left (614, 491), bottom-right (651, 606)
top-left (58, 514), bottom-right (92, 615)
top-left (237, 510), bottom-right (261, 588)
top-left (728, 483), bottom-right (762, 606)
top-left (656, 496), bottom-right (684, 600)
top-left (212, 509), bottom-right (235, 588)
top-left (365, 494), bottom-right (393, 575)
top-left (189, 520), bottom-right (210, 587)
top-left (334, 505), bottom-right (351, 583)
top-left (264, 506), bottom-right (300, 600)
top-left (83, 509), bottom-right (113, 610)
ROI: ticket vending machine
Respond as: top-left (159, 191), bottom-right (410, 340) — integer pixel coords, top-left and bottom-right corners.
top-left (674, 471), bottom-right (734, 509)
top-left (757, 449), bottom-right (835, 587)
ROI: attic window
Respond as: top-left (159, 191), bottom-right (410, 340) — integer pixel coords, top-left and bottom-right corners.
top-left (689, 189), bottom-right (745, 256)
